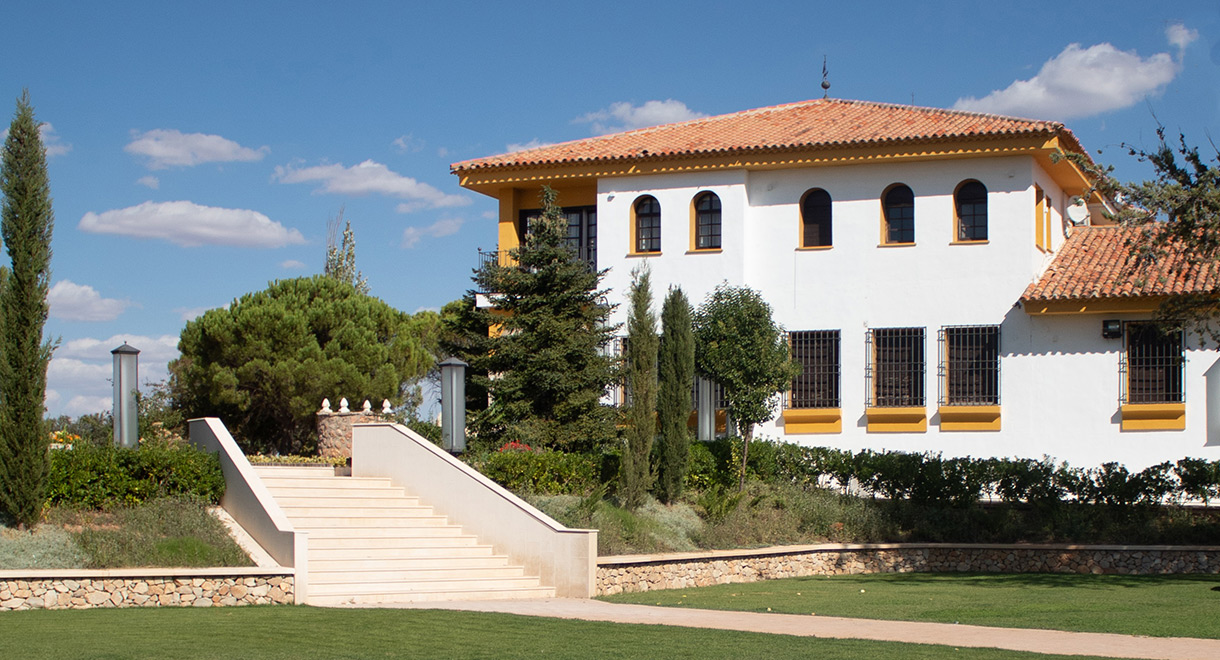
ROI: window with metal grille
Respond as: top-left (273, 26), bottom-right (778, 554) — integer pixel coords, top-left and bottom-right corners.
top-left (883, 184), bottom-right (915, 244)
top-left (634, 196), bottom-right (661, 253)
top-left (518, 205), bottom-right (598, 270)
top-left (955, 181), bottom-right (987, 242)
top-left (938, 325), bottom-right (999, 405)
top-left (694, 192), bottom-right (721, 250)
top-left (866, 327), bottom-right (925, 407)
top-left (801, 188), bottom-right (832, 247)
top-left (788, 330), bottom-right (840, 408)
top-left (1121, 323), bottom-right (1184, 404)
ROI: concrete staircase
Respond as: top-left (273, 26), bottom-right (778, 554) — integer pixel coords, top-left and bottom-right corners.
top-left (253, 465), bottom-right (555, 605)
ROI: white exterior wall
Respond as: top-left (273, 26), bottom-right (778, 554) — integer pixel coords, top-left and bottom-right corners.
top-left (589, 156), bottom-right (1220, 469)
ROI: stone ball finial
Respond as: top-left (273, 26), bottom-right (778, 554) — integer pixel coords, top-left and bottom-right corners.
top-left (320, 398), bottom-right (332, 413)
top-left (382, 399), bottom-right (392, 415)
top-left (339, 398), bottom-right (350, 413)
top-left (362, 399), bottom-right (372, 413)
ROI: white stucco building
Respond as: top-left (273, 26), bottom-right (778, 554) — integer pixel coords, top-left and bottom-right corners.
top-left (452, 98), bottom-right (1219, 469)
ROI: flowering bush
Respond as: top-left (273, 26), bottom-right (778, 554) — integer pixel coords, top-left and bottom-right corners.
top-left (497, 440), bottom-right (533, 453)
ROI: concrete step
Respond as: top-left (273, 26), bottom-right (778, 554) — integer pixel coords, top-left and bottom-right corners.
top-left (286, 515), bottom-right (451, 529)
top-left (310, 565), bottom-right (526, 583)
top-left (252, 466), bottom-right (337, 478)
top-left (309, 555), bottom-right (508, 571)
top-left (261, 484), bottom-right (408, 497)
top-left (309, 576), bottom-right (546, 596)
top-left (307, 585), bottom-right (556, 606)
top-left (274, 495), bottom-right (423, 508)
top-left (307, 529), bottom-right (466, 548)
top-left (303, 526), bottom-right (466, 540)
top-left (279, 505), bottom-right (438, 519)
top-left (308, 543), bottom-right (492, 560)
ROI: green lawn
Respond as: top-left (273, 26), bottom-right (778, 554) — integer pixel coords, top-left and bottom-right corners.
top-left (0, 606), bottom-right (1123, 660)
top-left (600, 572), bottom-right (1220, 639)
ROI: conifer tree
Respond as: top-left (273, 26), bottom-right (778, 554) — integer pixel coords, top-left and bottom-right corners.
top-left (471, 186), bottom-right (618, 451)
top-left (324, 207), bottom-right (368, 294)
top-left (0, 91), bottom-right (56, 528)
top-left (655, 286), bottom-right (694, 504)
top-left (619, 266), bottom-right (657, 510)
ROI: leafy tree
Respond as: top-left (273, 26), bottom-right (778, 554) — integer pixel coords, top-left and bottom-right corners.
top-left (693, 284), bottom-right (799, 490)
top-left (170, 275), bottom-right (438, 455)
top-left (0, 91), bottom-right (56, 528)
top-left (468, 186), bottom-right (618, 451)
top-left (324, 207), bottom-right (368, 294)
top-left (656, 286), bottom-right (694, 504)
top-left (619, 266), bottom-right (657, 510)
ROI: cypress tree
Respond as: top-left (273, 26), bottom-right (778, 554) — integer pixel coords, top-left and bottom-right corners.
top-left (656, 286), bottom-right (694, 504)
top-left (619, 266), bottom-right (657, 510)
top-left (0, 91), bottom-right (56, 529)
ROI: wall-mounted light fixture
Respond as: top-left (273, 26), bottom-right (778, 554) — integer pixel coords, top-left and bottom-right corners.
top-left (1102, 319), bottom-right (1122, 339)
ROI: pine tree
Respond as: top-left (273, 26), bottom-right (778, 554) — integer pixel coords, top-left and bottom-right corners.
top-left (0, 91), bottom-right (56, 528)
top-left (656, 286), bottom-right (694, 504)
top-left (619, 266), bottom-right (657, 510)
top-left (471, 186), bottom-right (618, 451)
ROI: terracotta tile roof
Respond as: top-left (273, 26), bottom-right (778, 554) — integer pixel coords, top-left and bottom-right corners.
top-left (1022, 226), bottom-right (1220, 303)
top-left (452, 98), bottom-right (1086, 173)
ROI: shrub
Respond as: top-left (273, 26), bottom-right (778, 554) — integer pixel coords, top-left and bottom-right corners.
top-left (470, 447), bottom-right (597, 495)
top-left (46, 441), bottom-right (225, 509)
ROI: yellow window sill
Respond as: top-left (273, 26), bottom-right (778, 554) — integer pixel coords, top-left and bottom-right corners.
top-left (877, 242), bottom-right (916, 248)
top-left (949, 240), bottom-right (989, 246)
top-left (685, 248), bottom-right (723, 255)
top-left (627, 251), bottom-right (662, 258)
top-left (938, 405), bottom-right (1001, 431)
top-left (781, 408), bottom-right (841, 433)
top-left (1120, 403), bottom-right (1185, 431)
top-left (866, 406), bottom-right (927, 432)
top-left (796, 245), bottom-right (833, 252)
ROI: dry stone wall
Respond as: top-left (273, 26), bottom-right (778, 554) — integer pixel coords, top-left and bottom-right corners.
top-left (316, 398), bottom-right (391, 459)
top-left (596, 544), bottom-right (1220, 595)
top-left (0, 573), bottom-right (293, 611)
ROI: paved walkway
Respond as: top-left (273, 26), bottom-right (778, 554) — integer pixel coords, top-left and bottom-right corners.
top-left (355, 598), bottom-right (1220, 660)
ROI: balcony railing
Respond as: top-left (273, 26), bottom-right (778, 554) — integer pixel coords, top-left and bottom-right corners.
top-left (475, 245), bottom-right (596, 277)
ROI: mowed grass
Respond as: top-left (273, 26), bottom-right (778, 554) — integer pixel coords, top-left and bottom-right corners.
top-left (600, 572), bottom-right (1220, 639)
top-left (0, 606), bottom-right (1124, 660)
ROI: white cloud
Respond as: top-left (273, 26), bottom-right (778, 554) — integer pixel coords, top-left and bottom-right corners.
top-left (48, 357), bottom-right (113, 385)
top-left (79, 200), bottom-right (306, 248)
top-left (506, 139), bottom-right (549, 153)
top-left (953, 42), bottom-right (1179, 120)
top-left (280, 259), bottom-right (306, 269)
top-left (175, 306), bottom-right (220, 321)
top-left (1166, 23), bottom-right (1198, 55)
top-left (274, 160), bottom-right (469, 211)
top-left (46, 334), bottom-right (181, 417)
top-left (392, 134), bottom-right (424, 153)
top-left (402, 217), bottom-right (464, 248)
top-left (575, 99), bottom-right (705, 135)
top-left (136, 175), bottom-right (160, 189)
top-left (57, 334), bottom-right (180, 363)
top-left (1, 123), bottom-right (71, 157)
top-left (65, 395), bottom-right (113, 417)
top-left (49, 280), bottom-right (134, 322)
top-left (125, 129), bottom-right (268, 169)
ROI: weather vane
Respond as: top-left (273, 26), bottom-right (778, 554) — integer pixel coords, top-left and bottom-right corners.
top-left (821, 56), bottom-right (831, 98)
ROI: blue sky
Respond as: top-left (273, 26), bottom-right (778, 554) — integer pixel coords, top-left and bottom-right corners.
top-left (2, 1), bottom-right (1216, 418)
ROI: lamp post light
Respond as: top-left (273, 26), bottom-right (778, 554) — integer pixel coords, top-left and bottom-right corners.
top-left (111, 342), bottom-right (140, 449)
top-left (439, 357), bottom-right (468, 454)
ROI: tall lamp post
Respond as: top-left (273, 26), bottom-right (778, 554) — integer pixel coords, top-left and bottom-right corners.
top-left (438, 357), bottom-right (468, 454)
top-left (112, 343), bottom-right (140, 448)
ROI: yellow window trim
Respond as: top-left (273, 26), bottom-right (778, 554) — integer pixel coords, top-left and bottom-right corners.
top-left (796, 245), bottom-right (833, 252)
top-left (685, 249), bottom-right (722, 255)
top-left (626, 252), bottom-right (662, 258)
top-left (866, 407), bottom-right (927, 433)
top-left (629, 195), bottom-right (661, 256)
top-left (938, 405), bottom-right (1001, 431)
top-left (877, 242), bottom-right (916, 248)
top-left (949, 240), bottom-right (989, 246)
top-left (781, 408), bottom-right (842, 434)
top-left (1120, 403), bottom-right (1185, 431)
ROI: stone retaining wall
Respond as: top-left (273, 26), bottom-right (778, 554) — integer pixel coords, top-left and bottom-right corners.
top-left (596, 544), bottom-right (1220, 595)
top-left (0, 570), bottom-right (293, 611)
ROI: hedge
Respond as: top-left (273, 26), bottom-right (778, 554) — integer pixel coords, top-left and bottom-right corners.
top-left (47, 442), bottom-right (226, 509)
top-left (466, 445), bottom-right (598, 495)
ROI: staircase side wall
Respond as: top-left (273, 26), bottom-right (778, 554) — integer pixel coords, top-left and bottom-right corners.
top-left (188, 417), bottom-right (310, 604)
top-left (352, 423), bottom-right (597, 598)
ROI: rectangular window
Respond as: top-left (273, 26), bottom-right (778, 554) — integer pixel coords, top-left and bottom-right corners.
top-left (1122, 323), bottom-right (1184, 404)
top-left (519, 206), bottom-right (598, 269)
top-left (866, 327), bottom-right (925, 407)
top-left (788, 330), bottom-right (840, 408)
top-left (939, 325), bottom-right (1000, 406)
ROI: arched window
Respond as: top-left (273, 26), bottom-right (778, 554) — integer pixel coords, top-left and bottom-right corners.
top-left (883, 184), bottom-right (915, 244)
top-left (801, 189), bottom-right (832, 247)
top-left (955, 180), bottom-right (987, 242)
top-left (634, 195), bottom-right (661, 253)
top-left (693, 192), bottom-right (721, 250)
